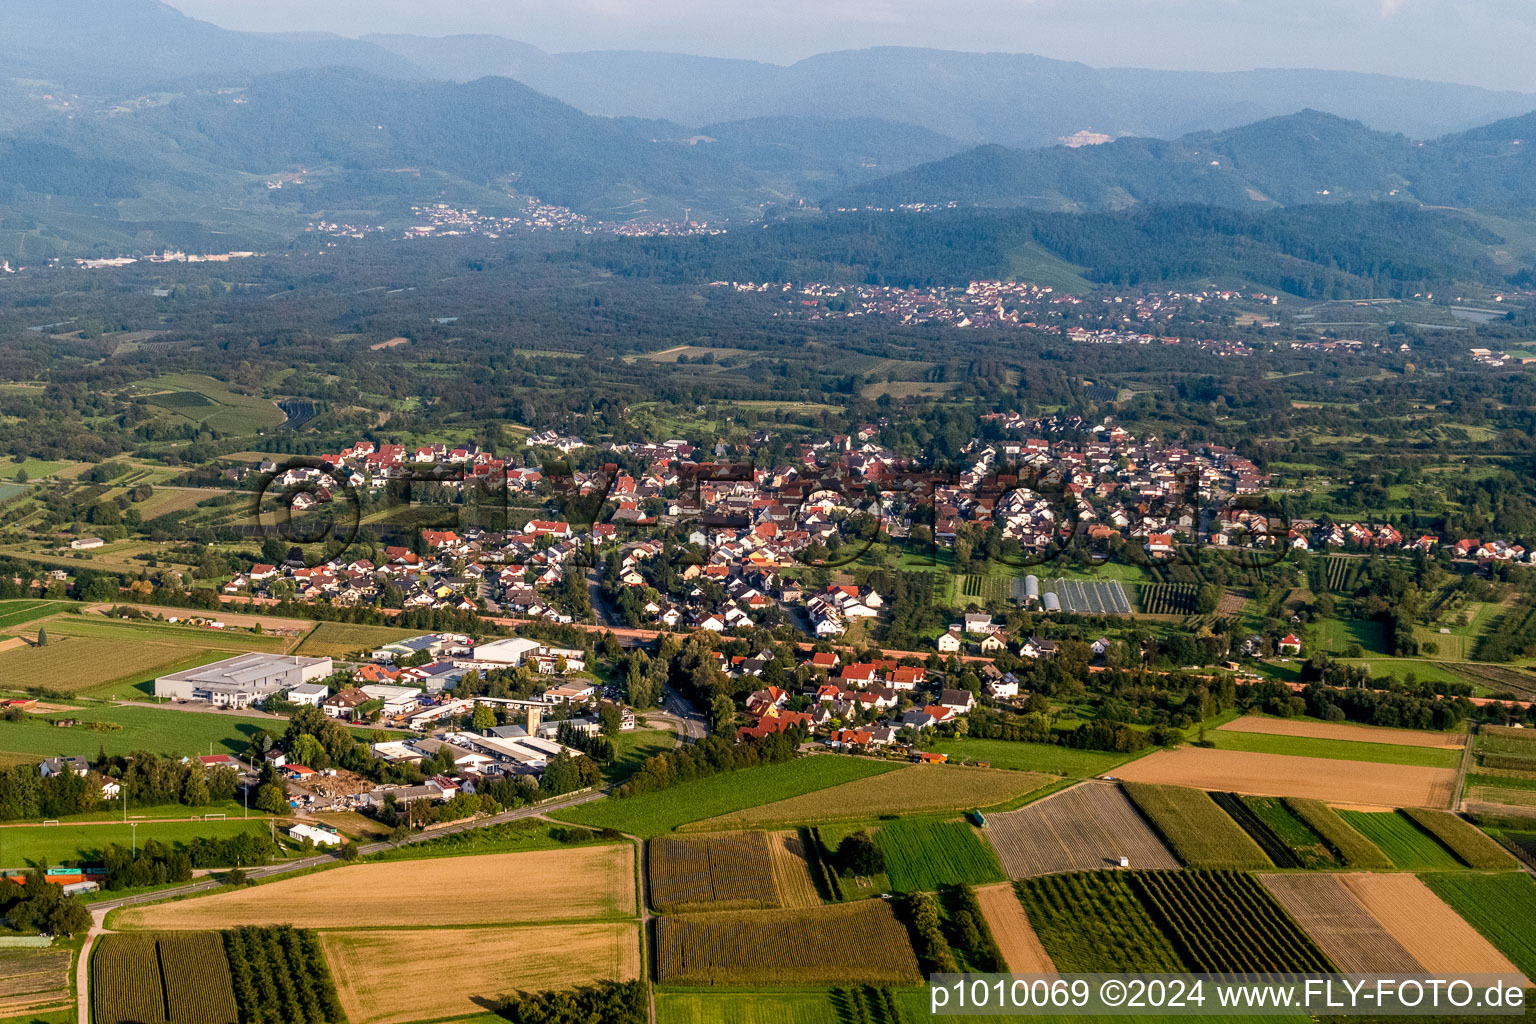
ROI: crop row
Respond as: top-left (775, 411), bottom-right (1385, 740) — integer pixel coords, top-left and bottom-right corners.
top-left (1400, 808), bottom-right (1518, 869)
top-left (649, 832), bottom-right (778, 911)
top-left (92, 935), bottom-right (167, 1024)
top-left (1210, 793), bottom-right (1301, 868)
top-left (1282, 798), bottom-right (1392, 868)
top-left (1130, 871), bottom-right (1334, 974)
top-left (224, 926), bottom-right (345, 1024)
top-left (1138, 583), bottom-right (1197, 616)
top-left (875, 820), bottom-right (1004, 892)
top-left (1123, 782), bottom-right (1272, 869)
top-left (654, 901), bottom-right (922, 986)
top-left (1015, 872), bottom-right (1186, 973)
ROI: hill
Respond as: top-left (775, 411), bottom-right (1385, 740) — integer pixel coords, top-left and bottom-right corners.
top-left (364, 38), bottom-right (1536, 147)
top-left (838, 110), bottom-right (1536, 213)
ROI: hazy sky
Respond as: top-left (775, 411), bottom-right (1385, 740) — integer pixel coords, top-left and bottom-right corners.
top-left (165, 0), bottom-right (1536, 92)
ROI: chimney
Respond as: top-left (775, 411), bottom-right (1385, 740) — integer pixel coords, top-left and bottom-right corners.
top-left (526, 705), bottom-right (542, 737)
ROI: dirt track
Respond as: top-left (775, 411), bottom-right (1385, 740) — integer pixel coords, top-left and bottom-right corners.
top-left (975, 883), bottom-right (1054, 974)
top-left (1115, 747), bottom-right (1456, 808)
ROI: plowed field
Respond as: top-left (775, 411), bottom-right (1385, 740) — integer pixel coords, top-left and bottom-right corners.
top-left (1339, 874), bottom-right (1525, 982)
top-left (1260, 874), bottom-right (1421, 973)
top-left (975, 883), bottom-right (1054, 974)
top-left (1115, 748), bottom-right (1455, 807)
top-left (983, 783), bottom-right (1180, 878)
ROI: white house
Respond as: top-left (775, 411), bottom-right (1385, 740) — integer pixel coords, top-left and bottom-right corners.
top-left (288, 824), bottom-right (343, 848)
top-left (286, 682), bottom-right (329, 707)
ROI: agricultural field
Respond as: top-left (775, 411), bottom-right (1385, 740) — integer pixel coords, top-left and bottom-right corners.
top-left (605, 727), bottom-right (678, 786)
top-left (1116, 747), bottom-right (1457, 808)
top-left (1312, 616), bottom-right (1390, 657)
top-left (1137, 583), bottom-right (1197, 616)
top-left (959, 574), bottom-right (1015, 605)
top-left (1129, 871), bottom-right (1333, 973)
top-left (0, 946), bottom-right (72, 1019)
top-left (224, 926), bottom-right (346, 1024)
top-left (1338, 873), bottom-right (1525, 979)
top-left (766, 831), bottom-right (825, 909)
top-left (655, 989), bottom-right (909, 1024)
top-left (982, 782), bottom-right (1180, 878)
top-left (1216, 715), bottom-right (1465, 749)
top-left (1466, 726), bottom-right (1536, 815)
top-left (0, 703), bottom-right (269, 761)
top-left (1400, 808), bottom-right (1519, 868)
top-left (291, 621), bottom-right (428, 659)
top-left (1337, 810), bottom-right (1463, 870)
top-left (1421, 873), bottom-right (1536, 981)
top-left (873, 819), bottom-right (1004, 892)
top-left (1322, 556), bottom-right (1365, 592)
top-left (924, 737), bottom-right (1133, 778)
top-left (1207, 729), bottom-right (1462, 769)
top-left (1259, 874), bottom-right (1421, 973)
top-left (655, 990), bottom-right (843, 1024)
top-left (113, 846), bottom-right (636, 929)
top-left (654, 901), bottom-right (922, 986)
top-left (0, 634), bottom-right (202, 697)
top-left (1283, 799), bottom-right (1392, 869)
top-left (1016, 872), bottom-right (1186, 972)
top-left (554, 757), bottom-right (898, 838)
top-left (0, 600), bottom-right (75, 631)
top-left (974, 883), bottom-right (1054, 974)
top-left (136, 373), bottom-right (286, 434)
top-left (650, 832), bottom-right (784, 912)
top-left (1240, 797), bottom-right (1339, 869)
top-left (92, 931), bottom-right (240, 1024)
top-left (1211, 793), bottom-right (1302, 868)
top-left (1123, 783), bottom-right (1273, 869)
top-left (681, 764), bottom-right (1050, 830)
top-left (321, 923), bottom-right (640, 1024)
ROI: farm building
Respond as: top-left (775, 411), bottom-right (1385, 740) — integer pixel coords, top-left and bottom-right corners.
top-left (286, 682), bottom-right (329, 706)
top-left (288, 824), bottom-right (343, 847)
top-left (154, 653), bottom-right (333, 708)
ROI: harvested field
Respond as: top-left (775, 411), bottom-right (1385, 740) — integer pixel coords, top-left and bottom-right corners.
top-left (0, 947), bottom-right (72, 1018)
top-left (321, 923), bottom-right (639, 1024)
top-left (682, 764), bottom-right (1049, 830)
top-left (115, 846), bottom-right (635, 929)
top-left (650, 832), bottom-right (778, 912)
top-left (1422, 873), bottom-right (1536, 981)
top-left (655, 901), bottom-right (922, 986)
top-left (1123, 783), bottom-right (1272, 870)
top-left (1339, 873), bottom-right (1525, 981)
top-left (975, 883), bottom-right (1054, 974)
top-left (767, 830), bottom-right (824, 909)
top-left (1116, 747), bottom-right (1456, 808)
top-left (982, 782), bottom-right (1179, 878)
top-left (1260, 874), bottom-right (1421, 973)
top-left (1218, 716), bottom-right (1464, 748)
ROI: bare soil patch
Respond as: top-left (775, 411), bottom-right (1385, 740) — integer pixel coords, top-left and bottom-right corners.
top-left (1218, 717), bottom-right (1464, 749)
top-left (115, 845), bottom-right (636, 929)
top-left (1116, 747), bottom-right (1455, 808)
top-left (1340, 873), bottom-right (1525, 982)
top-left (1260, 874), bottom-right (1421, 973)
top-left (322, 923), bottom-right (639, 1024)
top-left (982, 782), bottom-right (1180, 878)
top-left (369, 337), bottom-right (410, 350)
top-left (975, 882), bottom-right (1055, 973)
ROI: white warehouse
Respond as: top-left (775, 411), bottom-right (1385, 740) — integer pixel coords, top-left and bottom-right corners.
top-left (155, 653), bottom-right (333, 708)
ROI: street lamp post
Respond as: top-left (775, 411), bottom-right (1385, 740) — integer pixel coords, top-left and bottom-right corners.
top-left (130, 822), bottom-right (138, 855)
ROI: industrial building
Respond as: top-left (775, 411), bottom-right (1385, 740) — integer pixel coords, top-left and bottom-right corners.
top-left (154, 653), bottom-right (334, 708)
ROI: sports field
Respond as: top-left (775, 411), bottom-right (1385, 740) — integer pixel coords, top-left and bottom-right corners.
top-left (114, 846), bottom-right (636, 929)
top-left (0, 703), bottom-right (271, 760)
top-left (322, 923), bottom-right (640, 1024)
top-left (0, 819), bottom-right (276, 865)
top-left (1115, 747), bottom-right (1456, 807)
top-left (681, 764), bottom-right (1050, 830)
